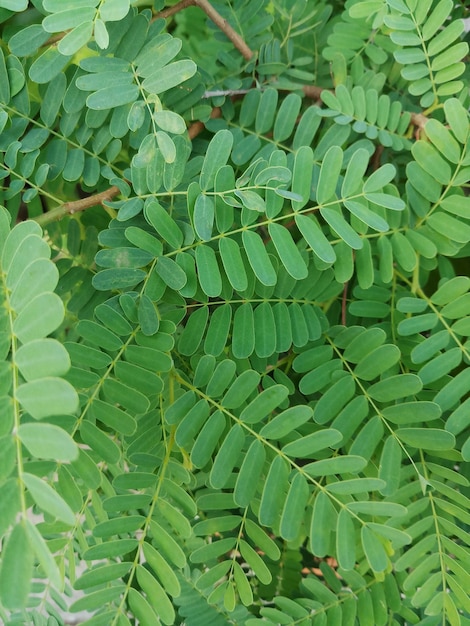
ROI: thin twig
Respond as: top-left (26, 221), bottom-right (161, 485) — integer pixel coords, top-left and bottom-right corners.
top-left (34, 185), bottom-right (121, 226)
top-left (156, 0), bottom-right (194, 19)
top-left (203, 89), bottom-right (251, 98)
top-left (156, 0), bottom-right (253, 61)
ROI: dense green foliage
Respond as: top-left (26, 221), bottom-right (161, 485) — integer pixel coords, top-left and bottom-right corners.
top-left (1, 0), bottom-right (470, 624)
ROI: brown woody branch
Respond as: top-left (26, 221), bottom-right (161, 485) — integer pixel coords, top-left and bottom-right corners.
top-left (34, 185), bottom-right (121, 226)
top-left (156, 0), bottom-right (253, 61)
top-left (302, 85), bottom-right (324, 101)
top-left (188, 106), bottom-right (222, 139)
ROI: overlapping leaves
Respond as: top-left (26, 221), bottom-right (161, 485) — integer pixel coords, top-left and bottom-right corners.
top-left (0, 209), bottom-right (79, 611)
top-left (0, 0), bottom-right (469, 624)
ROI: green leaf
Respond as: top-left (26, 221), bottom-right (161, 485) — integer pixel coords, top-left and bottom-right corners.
top-left (145, 201), bottom-right (183, 248)
top-left (363, 163), bottom-right (396, 192)
top-left (444, 98), bottom-right (469, 143)
top-left (22, 473), bottom-right (75, 525)
top-left (29, 47), bottom-right (72, 83)
top-left (280, 473), bottom-right (310, 541)
top-left (260, 405), bottom-right (313, 439)
top-left (200, 130), bottom-right (233, 191)
top-left (326, 478), bottom-right (386, 495)
top-left (70, 586), bottom-right (126, 614)
top-left (239, 539), bottom-right (272, 584)
top-left (25, 519), bottom-right (62, 590)
top-left (424, 119), bottom-right (461, 163)
top-left (80, 420), bottom-right (121, 465)
top-left (396, 428), bottom-right (456, 450)
top-left (368, 374), bottom-right (423, 401)
top-left (427, 212), bottom-right (470, 244)
top-left (190, 537), bottom-right (237, 563)
top-left (175, 399), bottom-right (210, 449)
top-left (317, 145), bottom-right (343, 204)
top-left (233, 561), bottom-right (253, 607)
top-left (14, 338), bottom-right (70, 381)
top-left (16, 377), bottom-right (78, 419)
top-left (283, 429), bottom-right (342, 458)
top-left (381, 401), bottom-right (441, 424)
top-left (136, 564), bottom-right (175, 625)
top-left (336, 509), bottom-right (356, 570)
top-left (0, 0), bottom-right (28, 9)
top-left (194, 194), bottom-right (214, 241)
top-left (8, 24), bottom-right (50, 56)
top-left (92, 267), bottom-right (146, 290)
top-left (142, 59), bottom-right (197, 94)
top-left (295, 214), bottom-right (336, 264)
top-left (259, 456), bottom-right (289, 527)
top-left (245, 518), bottom-right (280, 561)
top-left (43, 7), bottom-right (95, 32)
top-left (361, 526), bottom-right (388, 572)
top-left (178, 306), bottom-right (208, 356)
top-left (320, 207), bottom-right (363, 249)
top-left (94, 17), bottom-right (109, 48)
top-left (431, 276), bottom-right (470, 305)
top-left (91, 399), bottom-right (136, 435)
top-left (18, 423), bottom-right (78, 461)
top-left (314, 375), bottom-right (356, 424)
top-left (344, 199), bottom-right (389, 232)
top-left (240, 385), bottom-right (289, 424)
top-left (234, 189), bottom-right (266, 212)
top-left (291, 146), bottom-right (313, 210)
top-left (195, 244), bottom-right (222, 297)
top-left (156, 256), bottom-right (187, 290)
top-left (412, 141), bottom-right (452, 185)
top-left (304, 455), bottom-right (367, 477)
top-left (87, 83), bottom-right (139, 110)
top-left (242, 230), bottom-right (277, 286)
top-left (347, 501), bottom-right (407, 516)
top-left (127, 588), bottom-right (161, 626)
top-left (342, 148), bottom-right (370, 196)
top-left (268, 223), bottom-right (308, 279)
top-left (219, 237), bottom-right (248, 291)
top-left (378, 435), bottom-right (401, 496)
top-left (0, 523), bottom-right (33, 609)
top-left (13, 292), bottom-right (64, 343)
top-left (74, 563), bottom-right (133, 591)
top-left (100, 0), bottom-right (130, 21)
top-left (154, 110), bottom-right (186, 135)
top-left (210, 424), bottom-right (245, 489)
top-left (354, 344), bottom-right (401, 381)
top-left (310, 491), bottom-right (336, 557)
top-left (58, 21), bottom-right (93, 56)
top-left (234, 438), bottom-right (266, 507)
top-left (222, 369), bottom-right (260, 409)
top-left (255, 165), bottom-right (291, 186)
top-left (83, 539), bottom-right (138, 561)
top-left (204, 303), bottom-right (232, 356)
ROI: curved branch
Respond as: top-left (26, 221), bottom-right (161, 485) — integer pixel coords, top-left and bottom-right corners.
top-left (156, 0), bottom-right (253, 61)
top-left (34, 185), bottom-right (121, 226)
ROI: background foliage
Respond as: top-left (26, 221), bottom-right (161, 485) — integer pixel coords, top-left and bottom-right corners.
top-left (1, 0), bottom-right (470, 624)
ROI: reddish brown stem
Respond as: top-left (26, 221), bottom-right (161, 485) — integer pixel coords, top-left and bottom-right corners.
top-left (188, 106), bottom-right (222, 139)
top-left (302, 85), bottom-right (324, 100)
top-left (156, 0), bottom-right (253, 61)
top-left (34, 185), bottom-right (121, 226)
